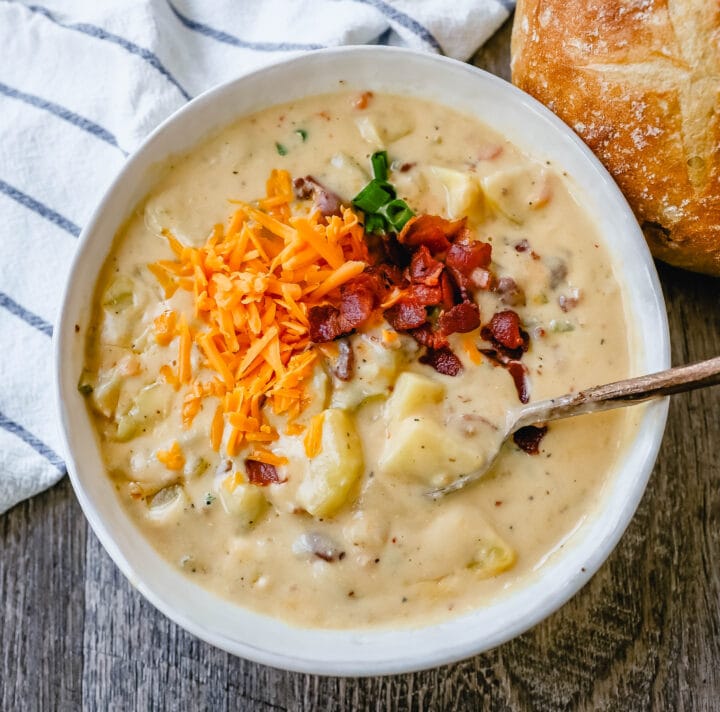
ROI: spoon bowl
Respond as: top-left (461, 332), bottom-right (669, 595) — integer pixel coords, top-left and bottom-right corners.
top-left (431, 355), bottom-right (720, 498)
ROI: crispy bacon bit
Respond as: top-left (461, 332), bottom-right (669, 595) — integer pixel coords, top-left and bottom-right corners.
top-left (308, 305), bottom-right (342, 343)
top-left (398, 215), bottom-right (466, 255)
top-left (439, 271), bottom-right (457, 309)
top-left (309, 277), bottom-right (377, 342)
top-left (495, 276), bottom-right (526, 307)
top-left (339, 281), bottom-right (376, 331)
top-left (513, 425), bottom-right (547, 454)
top-left (484, 310), bottom-right (527, 351)
top-left (399, 162), bottom-right (416, 172)
top-left (410, 324), bottom-right (448, 350)
top-left (293, 176), bottom-right (342, 217)
top-left (377, 233), bottom-right (411, 269)
top-left (354, 91), bottom-right (374, 110)
top-left (515, 239), bottom-right (540, 260)
top-left (507, 361), bottom-right (530, 403)
top-left (437, 302), bottom-right (480, 336)
top-left (481, 350), bottom-right (530, 403)
top-left (385, 299), bottom-right (427, 330)
top-left (408, 283), bottom-right (442, 306)
top-left (446, 240), bottom-right (492, 276)
top-left (333, 339), bottom-right (354, 381)
top-left (480, 348), bottom-right (508, 366)
top-left (245, 460), bottom-right (282, 486)
top-left (409, 246), bottom-right (444, 286)
top-left (419, 346), bottom-right (463, 376)
top-left (366, 263), bottom-right (406, 301)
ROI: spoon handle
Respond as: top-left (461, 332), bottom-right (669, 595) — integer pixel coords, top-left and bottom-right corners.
top-left (513, 355), bottom-right (720, 430)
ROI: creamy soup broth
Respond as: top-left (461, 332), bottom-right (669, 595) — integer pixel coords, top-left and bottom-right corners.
top-left (83, 91), bottom-right (638, 628)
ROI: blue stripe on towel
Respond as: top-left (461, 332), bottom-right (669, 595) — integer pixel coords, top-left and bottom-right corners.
top-left (351, 0), bottom-right (442, 53)
top-left (0, 179), bottom-right (81, 237)
top-left (0, 292), bottom-right (53, 337)
top-left (0, 410), bottom-right (66, 472)
top-left (166, 0), bottom-right (325, 51)
top-left (25, 4), bottom-right (192, 101)
top-left (0, 81), bottom-right (125, 154)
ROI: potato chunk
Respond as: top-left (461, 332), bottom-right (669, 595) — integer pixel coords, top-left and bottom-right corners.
top-left (330, 336), bottom-right (402, 410)
top-left (297, 409), bottom-right (364, 518)
top-left (481, 166), bottom-right (551, 224)
top-left (403, 504), bottom-right (516, 583)
top-left (428, 166), bottom-right (484, 220)
top-left (218, 483), bottom-right (268, 528)
top-left (385, 372), bottom-right (445, 423)
top-left (115, 381), bottom-right (173, 442)
top-left (378, 417), bottom-right (490, 487)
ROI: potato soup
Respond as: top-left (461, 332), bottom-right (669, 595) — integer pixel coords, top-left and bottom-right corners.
top-left (80, 91), bottom-right (638, 628)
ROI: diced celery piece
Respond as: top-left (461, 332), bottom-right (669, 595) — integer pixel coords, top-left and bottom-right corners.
top-left (297, 409), bottom-right (364, 518)
top-left (550, 319), bottom-right (575, 333)
top-left (77, 370), bottom-right (95, 397)
top-left (185, 456), bottom-right (210, 479)
top-left (102, 275), bottom-right (135, 311)
top-left (147, 485), bottom-right (187, 521)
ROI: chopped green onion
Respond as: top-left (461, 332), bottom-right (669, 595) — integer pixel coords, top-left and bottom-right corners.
top-left (364, 213), bottom-right (387, 235)
top-left (371, 151), bottom-right (389, 181)
top-left (352, 152), bottom-right (415, 234)
top-left (380, 199), bottom-right (414, 231)
top-left (352, 179), bottom-right (394, 213)
top-left (295, 129), bottom-right (308, 142)
top-left (275, 142), bottom-right (288, 156)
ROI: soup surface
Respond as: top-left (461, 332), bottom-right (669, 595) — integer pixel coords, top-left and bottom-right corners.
top-left (82, 91), bottom-right (637, 628)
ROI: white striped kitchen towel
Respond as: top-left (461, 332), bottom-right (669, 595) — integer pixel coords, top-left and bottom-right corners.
top-left (0, 0), bottom-right (514, 514)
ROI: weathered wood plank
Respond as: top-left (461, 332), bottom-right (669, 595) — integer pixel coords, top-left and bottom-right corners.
top-left (0, 478), bottom-right (86, 711)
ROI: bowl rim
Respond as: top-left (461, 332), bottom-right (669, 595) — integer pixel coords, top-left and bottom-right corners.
top-left (54, 45), bottom-right (670, 676)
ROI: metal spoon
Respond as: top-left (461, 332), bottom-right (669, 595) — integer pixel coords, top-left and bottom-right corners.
top-left (430, 355), bottom-right (720, 498)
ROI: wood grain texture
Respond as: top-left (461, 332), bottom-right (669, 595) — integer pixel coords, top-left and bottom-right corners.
top-left (1, 18), bottom-right (719, 711)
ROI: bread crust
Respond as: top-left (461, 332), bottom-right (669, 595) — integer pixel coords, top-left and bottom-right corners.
top-left (511, 0), bottom-right (720, 275)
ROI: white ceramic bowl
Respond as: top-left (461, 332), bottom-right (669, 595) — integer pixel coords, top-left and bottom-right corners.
top-left (54, 47), bottom-right (670, 676)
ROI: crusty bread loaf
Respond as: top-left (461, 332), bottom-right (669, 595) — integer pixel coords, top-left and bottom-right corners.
top-left (511, 0), bottom-right (720, 275)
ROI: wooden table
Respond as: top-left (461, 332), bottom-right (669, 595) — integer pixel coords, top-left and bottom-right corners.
top-left (2, 19), bottom-right (719, 710)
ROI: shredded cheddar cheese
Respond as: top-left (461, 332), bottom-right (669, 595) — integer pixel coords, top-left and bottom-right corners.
top-left (223, 471), bottom-right (245, 493)
top-left (303, 412), bottom-right (325, 458)
top-left (149, 169), bottom-right (369, 456)
top-left (461, 333), bottom-right (483, 365)
top-left (157, 441), bottom-right (186, 470)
